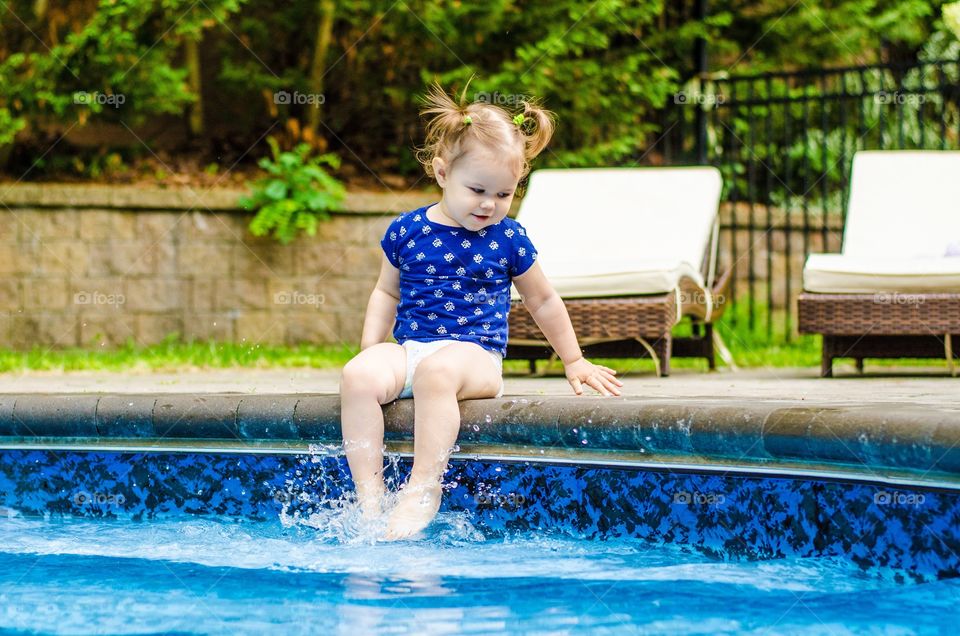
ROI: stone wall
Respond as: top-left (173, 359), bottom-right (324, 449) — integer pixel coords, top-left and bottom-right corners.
top-left (0, 184), bottom-right (434, 350)
top-left (0, 185), bottom-right (839, 349)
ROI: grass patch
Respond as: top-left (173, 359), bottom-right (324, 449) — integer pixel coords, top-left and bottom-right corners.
top-left (0, 337), bottom-right (359, 374)
top-left (1, 299), bottom-right (952, 374)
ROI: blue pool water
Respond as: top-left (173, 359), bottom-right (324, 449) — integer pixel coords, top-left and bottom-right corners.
top-left (2, 513), bottom-right (959, 634)
top-left (1, 448), bottom-right (959, 633)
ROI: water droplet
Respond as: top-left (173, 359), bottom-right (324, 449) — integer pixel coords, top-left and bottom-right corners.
top-left (581, 439), bottom-right (588, 445)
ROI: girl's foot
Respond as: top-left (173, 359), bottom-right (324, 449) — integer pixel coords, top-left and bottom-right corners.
top-left (355, 482), bottom-right (386, 521)
top-left (383, 481), bottom-right (442, 540)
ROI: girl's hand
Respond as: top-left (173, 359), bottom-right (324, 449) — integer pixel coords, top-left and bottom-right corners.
top-left (564, 357), bottom-right (624, 397)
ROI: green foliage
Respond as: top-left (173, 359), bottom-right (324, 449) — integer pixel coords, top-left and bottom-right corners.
top-left (1, 0), bottom-right (190, 124)
top-left (941, 1), bottom-right (960, 37)
top-left (0, 108), bottom-right (26, 147)
top-left (429, 1), bottom-right (682, 166)
top-left (160, 0), bottom-right (246, 40)
top-left (708, 0), bottom-right (944, 73)
top-left (239, 137), bottom-right (346, 244)
top-left (0, 0), bottom-right (953, 176)
top-left (701, 17), bottom-right (960, 216)
top-left (0, 0), bottom-right (245, 167)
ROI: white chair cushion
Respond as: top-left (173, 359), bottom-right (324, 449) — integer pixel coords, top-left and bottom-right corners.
top-left (804, 253), bottom-right (960, 293)
top-left (509, 167), bottom-right (722, 300)
top-left (528, 258), bottom-right (704, 299)
top-left (843, 151), bottom-right (960, 259)
top-left (803, 151), bottom-right (960, 293)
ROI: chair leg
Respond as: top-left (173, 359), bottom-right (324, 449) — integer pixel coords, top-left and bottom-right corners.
top-left (528, 359), bottom-right (537, 375)
top-left (659, 336), bottom-right (672, 377)
top-left (855, 357), bottom-right (864, 374)
top-left (704, 323), bottom-right (716, 371)
top-left (821, 337), bottom-right (834, 378)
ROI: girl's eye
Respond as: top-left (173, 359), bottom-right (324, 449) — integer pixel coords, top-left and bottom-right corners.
top-left (498, 192), bottom-right (511, 199)
top-left (470, 187), bottom-right (484, 194)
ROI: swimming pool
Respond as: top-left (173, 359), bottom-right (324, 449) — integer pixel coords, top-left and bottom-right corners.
top-left (1, 394), bottom-right (958, 633)
top-left (1, 446), bottom-right (959, 633)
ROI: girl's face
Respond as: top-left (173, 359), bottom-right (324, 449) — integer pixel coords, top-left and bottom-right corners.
top-left (432, 146), bottom-right (521, 231)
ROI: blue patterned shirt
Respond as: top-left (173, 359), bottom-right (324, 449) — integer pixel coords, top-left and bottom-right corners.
top-left (380, 204), bottom-right (538, 357)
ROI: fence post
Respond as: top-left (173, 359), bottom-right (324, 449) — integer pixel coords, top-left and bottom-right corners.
top-left (694, 0), bottom-right (708, 165)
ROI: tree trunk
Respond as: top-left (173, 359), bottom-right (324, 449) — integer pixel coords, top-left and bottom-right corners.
top-left (185, 37), bottom-right (204, 136)
top-left (306, 0), bottom-right (335, 142)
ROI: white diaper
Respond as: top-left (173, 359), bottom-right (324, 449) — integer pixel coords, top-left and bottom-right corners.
top-left (398, 339), bottom-right (504, 399)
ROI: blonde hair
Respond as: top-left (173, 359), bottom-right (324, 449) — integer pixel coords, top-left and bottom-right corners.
top-left (415, 81), bottom-right (556, 186)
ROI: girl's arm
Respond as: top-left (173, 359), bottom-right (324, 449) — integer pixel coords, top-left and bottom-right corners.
top-left (512, 262), bottom-right (581, 365)
top-left (360, 254), bottom-right (401, 350)
top-left (513, 262), bottom-right (623, 396)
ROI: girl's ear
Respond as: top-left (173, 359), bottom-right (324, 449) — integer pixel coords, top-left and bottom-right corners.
top-left (433, 157), bottom-right (449, 187)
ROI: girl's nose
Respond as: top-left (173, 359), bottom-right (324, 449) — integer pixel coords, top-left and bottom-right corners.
top-left (480, 199), bottom-right (494, 210)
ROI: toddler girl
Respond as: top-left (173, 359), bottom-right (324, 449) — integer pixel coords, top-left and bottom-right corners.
top-left (339, 83), bottom-right (623, 540)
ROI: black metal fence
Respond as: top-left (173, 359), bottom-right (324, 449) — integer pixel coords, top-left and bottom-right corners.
top-left (657, 56), bottom-right (960, 340)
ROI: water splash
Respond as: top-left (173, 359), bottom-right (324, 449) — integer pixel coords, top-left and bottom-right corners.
top-left (271, 445), bottom-right (483, 544)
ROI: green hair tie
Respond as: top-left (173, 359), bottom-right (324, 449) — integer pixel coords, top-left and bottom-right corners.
top-left (462, 115), bottom-right (473, 125)
top-left (513, 113), bottom-right (526, 126)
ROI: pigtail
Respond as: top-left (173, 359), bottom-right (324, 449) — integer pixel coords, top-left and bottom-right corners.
top-left (416, 81), bottom-right (478, 179)
top-left (516, 100), bottom-right (557, 162)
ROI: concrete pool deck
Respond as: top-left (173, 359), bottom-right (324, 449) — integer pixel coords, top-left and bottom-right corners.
top-left (1, 365), bottom-right (958, 490)
top-left (0, 365), bottom-right (956, 407)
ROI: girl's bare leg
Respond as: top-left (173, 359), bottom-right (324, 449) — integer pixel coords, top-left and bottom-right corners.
top-left (384, 342), bottom-right (502, 540)
top-left (339, 343), bottom-right (406, 517)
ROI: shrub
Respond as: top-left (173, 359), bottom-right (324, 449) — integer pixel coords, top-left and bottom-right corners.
top-left (239, 137), bottom-right (346, 244)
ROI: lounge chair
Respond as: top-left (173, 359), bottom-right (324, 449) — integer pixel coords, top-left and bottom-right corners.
top-left (506, 166), bottom-right (732, 376)
top-left (798, 150), bottom-right (960, 377)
